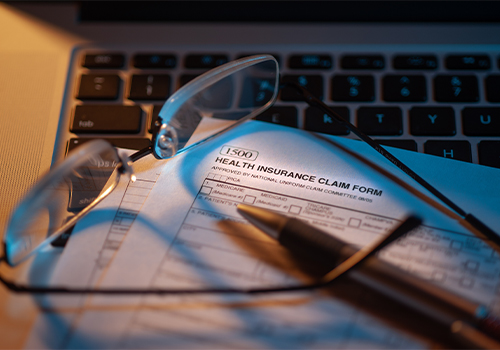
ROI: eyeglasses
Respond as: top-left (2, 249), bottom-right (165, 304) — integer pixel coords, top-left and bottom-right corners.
top-left (1, 54), bottom-right (498, 295)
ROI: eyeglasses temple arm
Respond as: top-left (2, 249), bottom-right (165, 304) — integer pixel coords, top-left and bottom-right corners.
top-left (282, 82), bottom-right (500, 248)
top-left (129, 146), bottom-right (152, 163)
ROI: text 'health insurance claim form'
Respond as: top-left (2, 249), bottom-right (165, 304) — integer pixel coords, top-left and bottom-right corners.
top-left (27, 119), bottom-right (500, 349)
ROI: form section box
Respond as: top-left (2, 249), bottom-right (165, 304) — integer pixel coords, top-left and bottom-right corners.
top-left (200, 186), bottom-right (212, 195)
top-left (243, 195), bottom-right (256, 204)
top-left (289, 205), bottom-right (301, 215)
top-left (348, 218), bottom-right (361, 228)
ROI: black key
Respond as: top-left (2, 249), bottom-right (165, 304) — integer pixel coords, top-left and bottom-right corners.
top-left (67, 138), bottom-right (150, 153)
top-left (77, 74), bottom-right (120, 100)
top-left (51, 222), bottom-right (75, 247)
top-left (331, 75), bottom-right (375, 102)
top-left (288, 54), bottom-right (332, 70)
top-left (281, 75), bottom-right (323, 101)
top-left (71, 105), bottom-right (142, 134)
top-left (376, 140), bottom-right (417, 152)
top-left (486, 75), bottom-right (500, 102)
top-left (82, 53), bottom-right (124, 69)
top-left (434, 75), bottom-right (479, 102)
top-left (424, 141), bottom-right (472, 162)
top-left (393, 55), bottom-right (437, 70)
top-left (255, 106), bottom-right (298, 128)
top-left (239, 76), bottom-right (277, 108)
top-left (179, 74), bottom-right (200, 88)
top-left (409, 107), bottom-right (456, 136)
top-left (357, 107), bottom-right (402, 135)
top-left (383, 75), bottom-right (426, 102)
top-left (462, 108), bottom-right (500, 136)
top-left (305, 106), bottom-right (350, 135)
top-left (132, 54), bottom-right (176, 68)
top-left (179, 74), bottom-right (233, 108)
top-left (128, 74), bottom-right (170, 100)
top-left (150, 105), bottom-right (163, 132)
top-left (445, 55), bottom-right (491, 70)
top-left (238, 53), bottom-right (281, 65)
top-left (341, 55), bottom-right (385, 70)
top-left (184, 54), bottom-right (228, 69)
top-left (478, 141), bottom-right (500, 168)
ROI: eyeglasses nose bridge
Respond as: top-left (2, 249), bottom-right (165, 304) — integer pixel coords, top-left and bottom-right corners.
top-left (116, 150), bottom-right (136, 182)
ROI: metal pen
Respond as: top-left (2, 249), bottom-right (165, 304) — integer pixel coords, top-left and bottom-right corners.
top-left (237, 203), bottom-right (500, 349)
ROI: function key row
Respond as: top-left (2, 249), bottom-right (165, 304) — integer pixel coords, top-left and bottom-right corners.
top-left (82, 53), bottom-right (500, 70)
top-left (76, 73), bottom-right (500, 103)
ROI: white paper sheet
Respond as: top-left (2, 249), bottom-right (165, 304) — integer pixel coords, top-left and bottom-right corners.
top-left (26, 120), bottom-right (500, 349)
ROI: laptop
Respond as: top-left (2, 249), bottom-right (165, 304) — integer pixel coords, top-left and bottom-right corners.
top-left (1, 1), bottom-right (500, 347)
top-left (2, 0), bottom-right (500, 238)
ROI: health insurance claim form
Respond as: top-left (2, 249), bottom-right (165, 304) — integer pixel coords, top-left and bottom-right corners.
top-left (27, 119), bottom-right (500, 349)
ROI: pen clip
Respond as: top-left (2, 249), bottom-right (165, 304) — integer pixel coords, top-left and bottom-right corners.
top-left (321, 215), bottom-right (422, 284)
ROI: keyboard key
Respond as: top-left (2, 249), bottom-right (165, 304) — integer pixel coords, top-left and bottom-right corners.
top-left (77, 74), bottom-right (120, 100)
top-left (288, 54), bottom-right (332, 69)
top-left (478, 141), bottom-right (500, 168)
top-left (382, 75), bottom-right (426, 102)
top-left (424, 141), bottom-right (472, 162)
top-left (434, 75), bottom-right (479, 102)
top-left (179, 74), bottom-right (200, 88)
top-left (50, 224), bottom-right (74, 247)
top-left (409, 107), bottom-right (456, 136)
top-left (82, 53), bottom-right (124, 69)
top-left (305, 106), bottom-right (350, 135)
top-left (357, 107), bottom-right (402, 135)
top-left (179, 74), bottom-right (234, 108)
top-left (239, 76), bottom-right (277, 108)
top-left (132, 54), bottom-right (176, 68)
top-left (393, 55), bottom-right (437, 70)
top-left (238, 53), bottom-right (281, 65)
top-left (331, 75), bottom-right (375, 102)
top-left (281, 75), bottom-right (323, 101)
top-left (67, 137), bottom-right (150, 153)
top-left (150, 105), bottom-right (163, 132)
top-left (255, 106), bottom-right (298, 127)
top-left (129, 74), bottom-right (170, 100)
top-left (341, 55), bottom-right (385, 70)
top-left (445, 55), bottom-right (491, 70)
top-left (486, 75), bottom-right (500, 102)
top-left (71, 105), bottom-right (142, 134)
top-left (462, 108), bottom-right (500, 136)
top-left (184, 54), bottom-right (228, 69)
top-left (376, 139), bottom-right (417, 151)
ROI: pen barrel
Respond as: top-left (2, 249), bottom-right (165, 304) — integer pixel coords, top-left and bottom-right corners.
top-left (280, 219), bottom-right (485, 325)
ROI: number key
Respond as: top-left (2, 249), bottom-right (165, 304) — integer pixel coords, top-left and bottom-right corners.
top-left (77, 74), bottom-right (120, 100)
top-left (434, 75), bottom-right (479, 102)
top-left (331, 75), bottom-right (375, 102)
top-left (128, 74), bottom-right (170, 100)
top-left (281, 75), bottom-right (323, 101)
top-left (383, 75), bottom-right (426, 102)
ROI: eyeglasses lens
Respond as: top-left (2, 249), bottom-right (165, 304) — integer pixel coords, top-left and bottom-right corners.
top-left (155, 58), bottom-right (278, 159)
top-left (5, 144), bottom-right (120, 265)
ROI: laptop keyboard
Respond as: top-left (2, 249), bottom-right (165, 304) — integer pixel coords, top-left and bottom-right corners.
top-left (61, 47), bottom-right (500, 168)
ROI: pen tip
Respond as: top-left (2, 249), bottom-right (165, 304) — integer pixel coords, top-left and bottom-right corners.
top-left (237, 204), bottom-right (287, 239)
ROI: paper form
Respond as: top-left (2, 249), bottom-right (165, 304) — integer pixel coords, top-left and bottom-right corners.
top-left (27, 120), bottom-right (500, 349)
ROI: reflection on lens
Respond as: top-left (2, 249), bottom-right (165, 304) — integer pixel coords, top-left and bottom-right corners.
top-left (155, 55), bottom-right (279, 159)
top-left (5, 141), bottom-right (120, 265)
